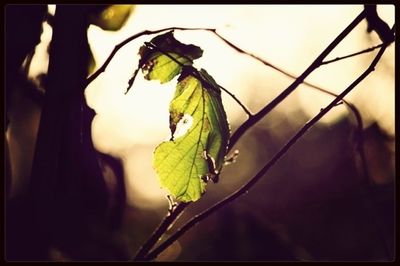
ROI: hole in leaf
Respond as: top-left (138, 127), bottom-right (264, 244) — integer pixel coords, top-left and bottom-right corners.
top-left (173, 113), bottom-right (193, 139)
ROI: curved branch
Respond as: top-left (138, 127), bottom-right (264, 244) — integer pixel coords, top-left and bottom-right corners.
top-left (144, 35), bottom-right (391, 261)
top-left (84, 27), bottom-right (215, 88)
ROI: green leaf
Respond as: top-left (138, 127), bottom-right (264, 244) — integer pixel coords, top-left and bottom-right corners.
top-left (153, 67), bottom-right (230, 202)
top-left (138, 31), bottom-right (203, 84)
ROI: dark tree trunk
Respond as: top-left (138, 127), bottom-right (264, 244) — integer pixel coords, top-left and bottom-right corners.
top-left (27, 5), bottom-right (109, 259)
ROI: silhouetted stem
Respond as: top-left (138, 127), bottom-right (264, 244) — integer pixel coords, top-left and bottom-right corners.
top-left (133, 202), bottom-right (188, 261)
top-left (321, 43), bottom-right (385, 65)
top-left (227, 9), bottom-right (367, 151)
top-left (210, 27), bottom-right (371, 164)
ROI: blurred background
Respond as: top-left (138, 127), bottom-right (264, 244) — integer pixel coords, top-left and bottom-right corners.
top-left (5, 4), bottom-right (395, 261)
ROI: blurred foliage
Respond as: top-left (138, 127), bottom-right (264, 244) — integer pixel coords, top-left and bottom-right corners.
top-left (87, 47), bottom-right (96, 75)
top-left (5, 5), bottom-right (47, 75)
top-left (89, 5), bottom-right (134, 31)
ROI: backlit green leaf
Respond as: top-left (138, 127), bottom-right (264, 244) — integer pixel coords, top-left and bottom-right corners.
top-left (138, 31), bottom-right (203, 84)
top-left (153, 67), bottom-right (230, 202)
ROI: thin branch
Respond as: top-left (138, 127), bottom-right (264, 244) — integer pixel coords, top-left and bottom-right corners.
top-left (144, 41), bottom-right (253, 117)
top-left (321, 43), bottom-right (385, 65)
top-left (212, 30), bottom-right (386, 71)
top-left (210, 26), bottom-right (383, 222)
top-left (227, 9), bottom-right (367, 151)
top-left (213, 25), bottom-right (393, 260)
top-left (144, 35), bottom-right (391, 262)
top-left (84, 27), bottom-right (215, 88)
top-left (133, 202), bottom-right (188, 261)
top-left (209, 28), bottom-right (370, 157)
top-left (217, 84), bottom-right (253, 117)
top-left (211, 30), bottom-right (291, 76)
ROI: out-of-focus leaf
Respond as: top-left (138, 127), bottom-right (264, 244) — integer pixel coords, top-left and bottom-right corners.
top-left (138, 31), bottom-right (203, 84)
top-left (88, 47), bottom-right (96, 75)
top-left (153, 67), bottom-right (230, 202)
top-left (90, 5), bottom-right (134, 31)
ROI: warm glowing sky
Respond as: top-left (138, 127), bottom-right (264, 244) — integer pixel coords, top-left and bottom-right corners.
top-left (30, 5), bottom-right (395, 207)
